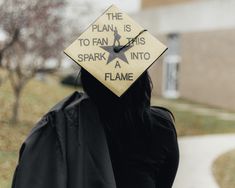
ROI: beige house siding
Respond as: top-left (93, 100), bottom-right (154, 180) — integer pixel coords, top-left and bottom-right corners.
top-left (149, 56), bottom-right (164, 96)
top-left (149, 29), bottom-right (235, 110)
top-left (179, 29), bottom-right (235, 110)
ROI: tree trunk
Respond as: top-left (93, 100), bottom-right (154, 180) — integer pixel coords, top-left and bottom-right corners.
top-left (11, 88), bottom-right (21, 124)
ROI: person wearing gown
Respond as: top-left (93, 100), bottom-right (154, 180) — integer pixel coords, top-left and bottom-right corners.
top-left (12, 68), bottom-right (179, 188)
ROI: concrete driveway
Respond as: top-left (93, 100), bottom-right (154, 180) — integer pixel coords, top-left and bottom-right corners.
top-left (173, 134), bottom-right (235, 188)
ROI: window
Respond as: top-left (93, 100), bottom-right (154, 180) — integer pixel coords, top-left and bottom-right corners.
top-left (163, 33), bottom-right (181, 98)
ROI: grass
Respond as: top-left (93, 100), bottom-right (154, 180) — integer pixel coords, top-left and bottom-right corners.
top-left (213, 149), bottom-right (235, 188)
top-left (1, 74), bottom-right (235, 187)
top-left (0, 75), bottom-right (76, 187)
top-left (151, 98), bottom-right (235, 136)
top-left (0, 151), bottom-right (18, 188)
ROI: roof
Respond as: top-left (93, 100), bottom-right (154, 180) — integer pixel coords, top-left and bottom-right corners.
top-left (132, 0), bottom-right (235, 34)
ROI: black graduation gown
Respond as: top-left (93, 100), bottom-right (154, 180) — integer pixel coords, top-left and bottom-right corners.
top-left (12, 91), bottom-right (179, 188)
top-left (12, 91), bottom-right (116, 188)
top-left (103, 106), bottom-right (179, 188)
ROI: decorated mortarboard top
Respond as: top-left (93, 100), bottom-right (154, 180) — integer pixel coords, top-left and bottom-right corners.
top-left (64, 5), bottom-right (167, 97)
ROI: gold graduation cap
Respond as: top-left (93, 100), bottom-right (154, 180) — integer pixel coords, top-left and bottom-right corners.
top-left (64, 5), bottom-right (167, 97)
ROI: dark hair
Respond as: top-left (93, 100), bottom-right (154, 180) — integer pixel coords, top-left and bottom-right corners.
top-left (80, 68), bottom-right (153, 131)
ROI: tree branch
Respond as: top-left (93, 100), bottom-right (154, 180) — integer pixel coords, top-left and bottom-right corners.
top-left (0, 29), bottom-right (20, 66)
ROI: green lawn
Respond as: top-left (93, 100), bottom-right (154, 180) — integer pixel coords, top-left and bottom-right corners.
top-left (1, 75), bottom-right (235, 187)
top-left (151, 98), bottom-right (235, 136)
top-left (0, 76), bottom-right (76, 187)
top-left (0, 151), bottom-right (18, 188)
top-left (213, 149), bottom-right (235, 188)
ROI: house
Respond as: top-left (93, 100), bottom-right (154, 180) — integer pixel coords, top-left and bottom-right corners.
top-left (133, 0), bottom-right (235, 110)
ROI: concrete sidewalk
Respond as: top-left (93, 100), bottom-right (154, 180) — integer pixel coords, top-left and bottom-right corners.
top-left (173, 134), bottom-right (235, 188)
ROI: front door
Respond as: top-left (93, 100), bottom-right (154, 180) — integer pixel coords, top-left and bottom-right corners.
top-left (163, 55), bottom-right (180, 98)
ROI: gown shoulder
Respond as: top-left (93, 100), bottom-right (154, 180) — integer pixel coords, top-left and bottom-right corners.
top-left (149, 106), bottom-right (177, 135)
top-left (147, 106), bottom-right (179, 188)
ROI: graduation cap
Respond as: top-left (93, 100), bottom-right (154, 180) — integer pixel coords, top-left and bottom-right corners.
top-left (64, 5), bottom-right (167, 97)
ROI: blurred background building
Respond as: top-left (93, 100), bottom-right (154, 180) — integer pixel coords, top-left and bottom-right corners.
top-left (134, 0), bottom-right (235, 111)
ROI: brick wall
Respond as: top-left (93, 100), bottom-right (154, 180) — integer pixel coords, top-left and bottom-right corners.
top-left (179, 29), bottom-right (235, 110)
top-left (149, 35), bottom-right (167, 97)
top-left (149, 29), bottom-right (235, 110)
top-left (149, 56), bottom-right (164, 96)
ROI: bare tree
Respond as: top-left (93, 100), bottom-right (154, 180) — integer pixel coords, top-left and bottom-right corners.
top-left (0, 0), bottom-right (65, 124)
